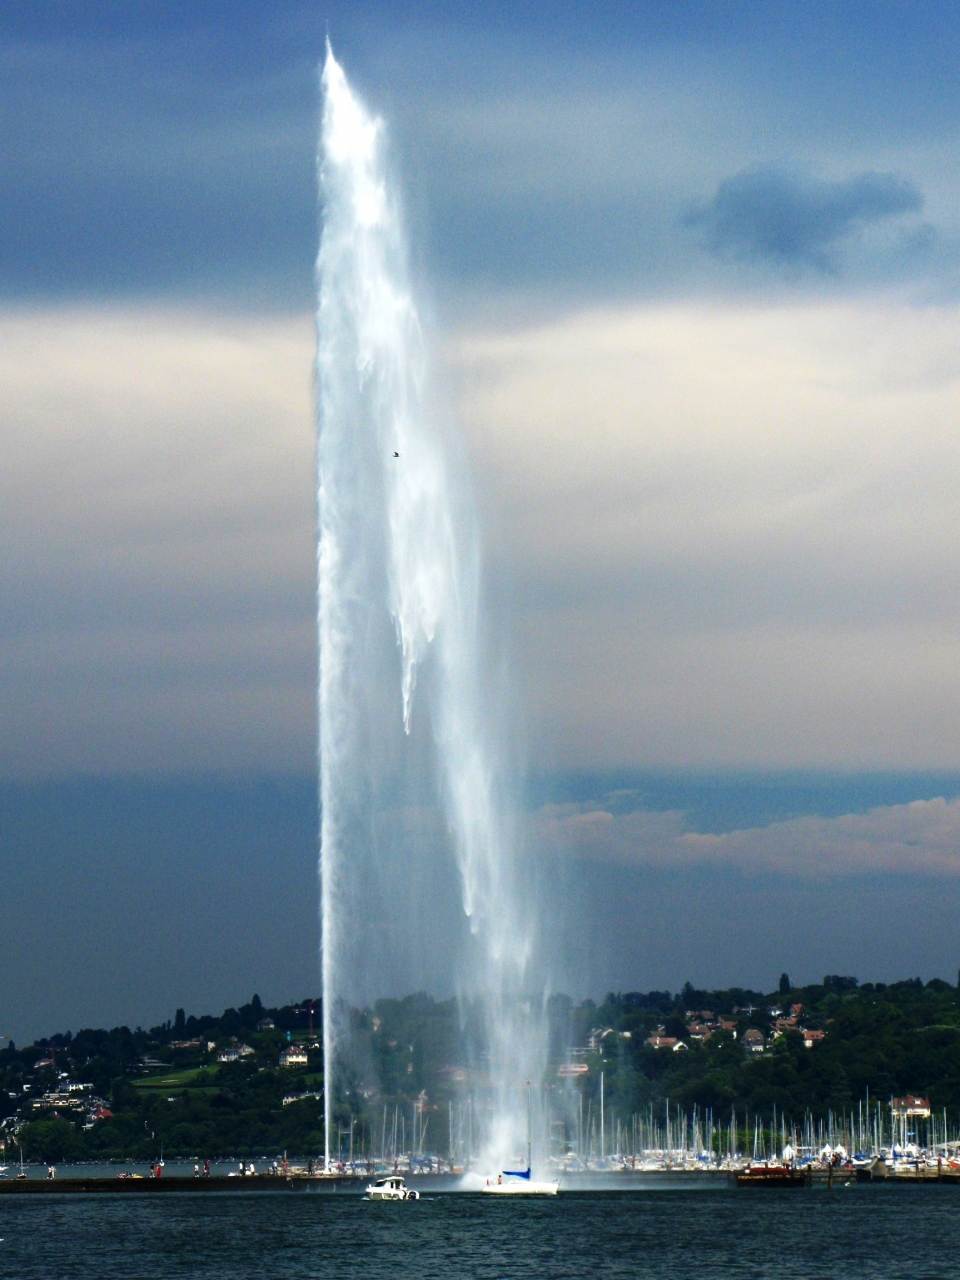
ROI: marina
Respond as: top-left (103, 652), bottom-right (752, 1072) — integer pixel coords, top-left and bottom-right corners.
top-left (3, 1155), bottom-right (960, 1194)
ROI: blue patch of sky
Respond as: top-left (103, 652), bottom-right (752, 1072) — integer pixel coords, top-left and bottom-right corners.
top-left (0, 775), bottom-right (321, 1043)
top-left (4, 770), bottom-right (960, 1040)
top-left (559, 858), bottom-right (960, 999)
top-left (0, 5), bottom-right (320, 304)
top-left (526, 770), bottom-right (960, 834)
top-left (3, 1), bottom-right (960, 304)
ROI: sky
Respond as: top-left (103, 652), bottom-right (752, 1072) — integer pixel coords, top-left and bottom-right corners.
top-left (5, 1), bottom-right (960, 1041)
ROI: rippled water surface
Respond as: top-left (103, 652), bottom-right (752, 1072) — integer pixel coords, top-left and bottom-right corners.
top-left (0, 1186), bottom-right (955, 1279)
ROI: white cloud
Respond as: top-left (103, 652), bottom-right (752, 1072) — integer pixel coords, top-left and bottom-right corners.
top-left (0, 306), bottom-right (316, 774)
top-left (6, 296), bottom-right (960, 778)
top-left (448, 298), bottom-right (960, 768)
top-left (535, 796), bottom-right (960, 877)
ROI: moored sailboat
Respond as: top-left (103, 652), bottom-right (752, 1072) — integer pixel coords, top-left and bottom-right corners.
top-left (481, 1083), bottom-right (560, 1195)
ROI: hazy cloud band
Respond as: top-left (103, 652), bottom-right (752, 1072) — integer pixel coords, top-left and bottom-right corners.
top-left (537, 796), bottom-right (960, 877)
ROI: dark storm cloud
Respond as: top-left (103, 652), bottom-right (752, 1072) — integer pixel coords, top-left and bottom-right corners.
top-left (685, 166), bottom-right (924, 271)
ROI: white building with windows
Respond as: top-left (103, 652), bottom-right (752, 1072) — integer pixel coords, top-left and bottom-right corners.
top-left (279, 1045), bottom-right (309, 1069)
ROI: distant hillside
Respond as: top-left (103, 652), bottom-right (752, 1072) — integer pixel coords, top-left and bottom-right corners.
top-left (4, 976), bottom-right (960, 1162)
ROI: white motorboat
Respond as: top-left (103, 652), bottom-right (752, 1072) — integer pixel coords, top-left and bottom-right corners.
top-left (366, 1175), bottom-right (419, 1201)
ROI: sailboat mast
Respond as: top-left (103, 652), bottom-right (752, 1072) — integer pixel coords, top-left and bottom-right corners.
top-left (600, 1071), bottom-right (605, 1162)
top-left (526, 1080), bottom-right (532, 1172)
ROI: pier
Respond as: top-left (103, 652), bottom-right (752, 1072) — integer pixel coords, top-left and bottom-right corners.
top-left (0, 1173), bottom-right (376, 1195)
top-left (5, 1165), bottom-right (960, 1193)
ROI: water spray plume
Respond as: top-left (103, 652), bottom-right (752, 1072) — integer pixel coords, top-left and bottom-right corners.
top-left (316, 44), bottom-right (544, 1175)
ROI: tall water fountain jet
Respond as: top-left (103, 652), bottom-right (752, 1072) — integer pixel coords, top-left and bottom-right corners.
top-left (316, 45), bottom-right (543, 1173)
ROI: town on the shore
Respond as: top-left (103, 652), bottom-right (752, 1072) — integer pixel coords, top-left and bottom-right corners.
top-left (4, 973), bottom-right (960, 1178)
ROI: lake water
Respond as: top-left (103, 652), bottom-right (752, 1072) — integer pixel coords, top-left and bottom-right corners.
top-left (0, 1185), bottom-right (954, 1279)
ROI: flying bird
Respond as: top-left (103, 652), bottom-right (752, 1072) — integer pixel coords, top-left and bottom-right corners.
top-left (393, 451), bottom-right (399, 458)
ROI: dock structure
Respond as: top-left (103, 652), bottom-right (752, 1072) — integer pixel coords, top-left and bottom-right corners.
top-left (0, 1173), bottom-right (375, 1195)
top-left (734, 1167), bottom-right (811, 1187)
top-left (5, 1164), bottom-right (960, 1193)
top-left (855, 1157), bottom-right (960, 1183)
